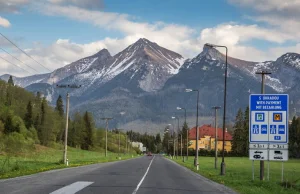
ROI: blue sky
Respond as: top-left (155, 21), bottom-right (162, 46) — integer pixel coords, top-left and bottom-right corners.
top-left (0, 0), bottom-right (299, 76)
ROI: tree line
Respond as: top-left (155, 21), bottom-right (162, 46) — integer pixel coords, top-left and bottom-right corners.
top-left (0, 76), bottom-right (139, 155)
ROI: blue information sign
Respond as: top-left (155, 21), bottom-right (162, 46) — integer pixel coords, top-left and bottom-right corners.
top-left (249, 94), bottom-right (288, 144)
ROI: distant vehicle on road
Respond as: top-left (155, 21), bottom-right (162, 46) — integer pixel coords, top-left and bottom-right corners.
top-left (147, 152), bottom-right (152, 156)
top-left (253, 155), bottom-right (261, 159)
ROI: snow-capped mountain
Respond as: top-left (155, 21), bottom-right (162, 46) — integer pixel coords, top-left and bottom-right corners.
top-left (0, 73), bottom-right (50, 88)
top-left (89, 38), bottom-right (185, 93)
top-left (2, 38), bottom-right (300, 131)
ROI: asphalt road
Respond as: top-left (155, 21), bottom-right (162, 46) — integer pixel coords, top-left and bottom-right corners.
top-left (0, 155), bottom-right (237, 194)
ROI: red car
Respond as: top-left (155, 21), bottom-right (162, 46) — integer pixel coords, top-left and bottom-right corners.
top-left (147, 152), bottom-right (152, 156)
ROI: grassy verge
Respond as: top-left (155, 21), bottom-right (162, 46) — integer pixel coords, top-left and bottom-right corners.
top-left (168, 156), bottom-right (300, 194)
top-left (0, 145), bottom-right (140, 179)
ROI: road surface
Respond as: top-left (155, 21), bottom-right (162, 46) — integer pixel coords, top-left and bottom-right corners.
top-left (0, 155), bottom-right (237, 194)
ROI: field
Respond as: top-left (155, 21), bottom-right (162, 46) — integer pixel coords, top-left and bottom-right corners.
top-left (0, 145), bottom-right (139, 179)
top-left (170, 156), bottom-right (300, 194)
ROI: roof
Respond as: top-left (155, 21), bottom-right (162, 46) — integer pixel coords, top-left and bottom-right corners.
top-left (189, 124), bottom-right (233, 141)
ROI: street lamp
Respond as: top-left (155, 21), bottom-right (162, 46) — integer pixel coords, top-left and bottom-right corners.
top-left (117, 128), bottom-right (124, 159)
top-left (204, 43), bottom-right (228, 175)
top-left (101, 117), bottom-right (113, 157)
top-left (168, 124), bottom-right (175, 158)
top-left (177, 106), bottom-right (188, 161)
top-left (185, 88), bottom-right (200, 170)
top-left (172, 116), bottom-right (180, 159)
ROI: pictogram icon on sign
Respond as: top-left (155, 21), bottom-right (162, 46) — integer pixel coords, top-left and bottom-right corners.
top-left (273, 113), bottom-right (282, 122)
top-left (255, 113), bottom-right (264, 122)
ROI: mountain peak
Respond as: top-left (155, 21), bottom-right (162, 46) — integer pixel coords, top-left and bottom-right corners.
top-left (93, 48), bottom-right (111, 58)
top-left (136, 38), bottom-right (151, 44)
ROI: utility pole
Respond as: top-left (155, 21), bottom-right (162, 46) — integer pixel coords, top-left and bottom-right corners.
top-left (64, 93), bottom-right (69, 165)
top-left (180, 134), bottom-right (183, 161)
top-left (256, 70), bottom-right (271, 181)
top-left (101, 118), bottom-right (113, 157)
top-left (212, 106), bottom-right (221, 169)
top-left (56, 84), bottom-right (81, 165)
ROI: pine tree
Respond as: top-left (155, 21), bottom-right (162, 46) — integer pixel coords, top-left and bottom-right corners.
top-left (289, 117), bottom-right (297, 158)
top-left (82, 111), bottom-right (95, 150)
top-left (155, 133), bottom-right (161, 144)
top-left (231, 108), bottom-right (244, 155)
top-left (4, 114), bottom-right (14, 134)
top-left (8, 76), bottom-right (14, 86)
top-left (243, 106), bottom-right (250, 155)
top-left (24, 101), bottom-right (34, 129)
top-left (55, 95), bottom-right (64, 117)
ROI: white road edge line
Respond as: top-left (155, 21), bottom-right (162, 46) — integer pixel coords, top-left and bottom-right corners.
top-left (49, 181), bottom-right (93, 194)
top-left (132, 156), bottom-right (155, 194)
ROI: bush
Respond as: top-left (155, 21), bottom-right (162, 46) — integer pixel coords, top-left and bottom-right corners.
top-left (3, 132), bottom-right (35, 156)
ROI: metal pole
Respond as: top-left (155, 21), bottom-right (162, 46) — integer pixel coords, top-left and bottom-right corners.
top-left (105, 120), bottom-right (108, 157)
top-left (212, 106), bottom-right (220, 169)
top-left (173, 128), bottom-right (175, 159)
top-left (196, 90), bottom-right (199, 170)
top-left (268, 160), bottom-right (270, 181)
top-left (63, 93), bottom-right (70, 165)
top-left (252, 160), bottom-right (254, 181)
top-left (177, 118), bottom-right (180, 159)
top-left (185, 108), bottom-right (189, 161)
top-left (256, 71), bottom-right (271, 181)
top-left (125, 134), bottom-right (127, 154)
top-left (221, 47), bottom-right (228, 175)
top-left (118, 130), bottom-right (120, 158)
top-left (281, 162), bottom-right (284, 182)
top-left (181, 134), bottom-right (183, 157)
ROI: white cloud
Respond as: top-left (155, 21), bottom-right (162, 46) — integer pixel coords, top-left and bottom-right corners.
top-left (34, 3), bottom-right (199, 58)
top-left (229, 0), bottom-right (300, 13)
top-left (2, 1), bottom-right (300, 77)
top-left (48, 0), bottom-right (103, 9)
top-left (0, 0), bottom-right (31, 13)
top-left (0, 16), bottom-right (11, 27)
top-left (228, 0), bottom-right (300, 39)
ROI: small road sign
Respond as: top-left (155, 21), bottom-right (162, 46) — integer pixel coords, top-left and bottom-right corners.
top-left (269, 150), bottom-right (288, 161)
top-left (249, 143), bottom-right (268, 149)
top-left (249, 149), bottom-right (268, 161)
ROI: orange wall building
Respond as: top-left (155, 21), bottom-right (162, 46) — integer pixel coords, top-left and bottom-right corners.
top-left (188, 124), bottom-right (233, 151)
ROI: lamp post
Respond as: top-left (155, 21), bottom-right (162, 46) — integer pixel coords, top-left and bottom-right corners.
top-left (168, 124), bottom-right (175, 159)
top-left (212, 106), bottom-right (221, 169)
top-left (101, 117), bottom-right (113, 157)
top-left (177, 106), bottom-right (188, 161)
top-left (185, 88), bottom-right (199, 171)
top-left (204, 43), bottom-right (228, 175)
top-left (172, 116), bottom-right (181, 159)
top-left (117, 128), bottom-right (124, 159)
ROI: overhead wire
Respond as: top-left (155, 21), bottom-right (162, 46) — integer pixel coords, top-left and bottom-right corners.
top-left (0, 32), bottom-right (51, 72)
top-left (0, 47), bottom-right (40, 74)
top-left (0, 55), bottom-right (32, 75)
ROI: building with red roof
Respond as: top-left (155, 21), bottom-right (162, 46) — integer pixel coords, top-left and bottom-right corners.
top-left (188, 124), bottom-right (233, 151)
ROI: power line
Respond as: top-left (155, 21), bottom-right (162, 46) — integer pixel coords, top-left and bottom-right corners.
top-left (0, 32), bottom-right (51, 72)
top-left (0, 47), bottom-right (39, 74)
top-left (0, 55), bottom-right (31, 74)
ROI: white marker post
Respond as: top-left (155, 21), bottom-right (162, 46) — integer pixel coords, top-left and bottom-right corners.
top-left (252, 160), bottom-right (254, 181)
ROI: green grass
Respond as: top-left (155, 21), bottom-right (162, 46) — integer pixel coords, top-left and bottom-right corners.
top-left (0, 145), bottom-right (140, 179)
top-left (169, 156), bottom-right (300, 194)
